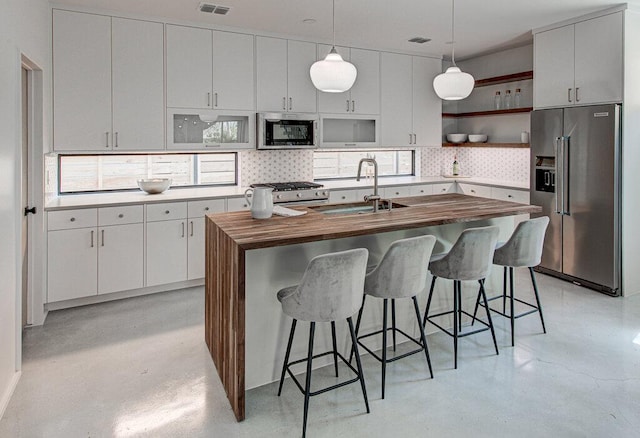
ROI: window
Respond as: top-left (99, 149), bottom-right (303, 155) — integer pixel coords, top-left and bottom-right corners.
top-left (313, 150), bottom-right (414, 180)
top-left (59, 153), bottom-right (237, 194)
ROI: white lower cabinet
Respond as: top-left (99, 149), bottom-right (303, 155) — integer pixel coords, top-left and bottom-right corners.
top-left (98, 223), bottom-right (144, 294)
top-left (146, 218), bottom-right (188, 287)
top-left (491, 187), bottom-right (529, 204)
top-left (409, 185), bottom-right (433, 196)
top-left (48, 227), bottom-right (98, 302)
top-left (227, 196), bottom-right (251, 211)
top-left (187, 199), bottom-right (226, 280)
top-left (382, 186), bottom-right (411, 198)
top-left (432, 182), bottom-right (457, 194)
top-left (457, 183), bottom-right (492, 198)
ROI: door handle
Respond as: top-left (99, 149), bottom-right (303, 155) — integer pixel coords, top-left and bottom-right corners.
top-left (563, 136), bottom-right (570, 215)
top-left (105, 132), bottom-right (109, 148)
top-left (346, 99), bottom-right (350, 112)
top-left (351, 100), bottom-right (355, 112)
top-left (90, 230), bottom-right (94, 248)
top-left (568, 88), bottom-right (572, 103)
top-left (554, 137), bottom-right (562, 214)
top-left (24, 206), bottom-right (36, 216)
top-left (101, 229), bottom-right (105, 247)
top-left (575, 87), bottom-right (580, 102)
top-left (289, 97), bottom-right (292, 111)
top-left (190, 220), bottom-right (194, 237)
top-left (282, 97), bottom-right (286, 110)
top-left (181, 221), bottom-right (185, 238)
top-left (207, 92), bottom-right (211, 107)
top-left (114, 132), bottom-right (118, 148)
top-left (214, 92), bottom-right (218, 107)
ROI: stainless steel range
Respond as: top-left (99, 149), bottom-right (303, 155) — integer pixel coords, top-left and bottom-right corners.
top-left (250, 181), bottom-right (329, 204)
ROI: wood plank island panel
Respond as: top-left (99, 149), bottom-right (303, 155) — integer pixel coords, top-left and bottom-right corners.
top-left (205, 194), bottom-right (541, 421)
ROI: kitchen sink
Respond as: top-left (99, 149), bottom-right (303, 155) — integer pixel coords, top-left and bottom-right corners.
top-left (309, 201), bottom-right (408, 215)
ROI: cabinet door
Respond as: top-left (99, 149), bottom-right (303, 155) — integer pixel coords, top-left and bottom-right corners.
top-left (491, 187), bottom-right (529, 204)
top-left (112, 18), bottom-right (164, 150)
top-left (53, 10), bottom-right (112, 151)
top-left (413, 56), bottom-right (442, 147)
top-left (146, 220), bottom-right (188, 286)
top-left (349, 48), bottom-right (380, 115)
top-left (98, 223), bottom-right (144, 294)
top-left (458, 183), bottom-right (491, 198)
top-left (227, 197), bottom-right (251, 211)
top-left (213, 31), bottom-right (255, 110)
top-left (381, 52), bottom-right (413, 146)
top-left (382, 186), bottom-right (411, 198)
top-left (574, 13), bottom-right (623, 105)
top-left (409, 184), bottom-right (433, 196)
top-left (432, 182), bottom-right (456, 194)
top-left (287, 40), bottom-right (318, 113)
top-left (256, 37), bottom-right (288, 112)
top-left (188, 218), bottom-right (205, 280)
top-left (534, 25), bottom-right (575, 108)
top-left (329, 189), bottom-right (358, 203)
top-left (48, 228), bottom-right (97, 302)
top-left (317, 45), bottom-right (351, 113)
top-left (166, 25), bottom-right (213, 109)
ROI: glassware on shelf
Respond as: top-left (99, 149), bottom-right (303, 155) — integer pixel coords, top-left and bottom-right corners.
top-left (514, 88), bottom-right (522, 108)
top-left (504, 89), bottom-right (512, 109)
top-left (494, 91), bottom-right (502, 110)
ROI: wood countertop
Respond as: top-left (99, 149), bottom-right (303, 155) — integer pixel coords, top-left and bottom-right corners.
top-left (206, 193), bottom-right (542, 250)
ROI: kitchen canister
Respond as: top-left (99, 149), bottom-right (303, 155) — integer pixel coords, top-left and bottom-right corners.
top-left (521, 131), bottom-right (530, 143)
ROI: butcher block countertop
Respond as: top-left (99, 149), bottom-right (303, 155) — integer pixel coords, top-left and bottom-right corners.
top-left (206, 193), bottom-right (542, 251)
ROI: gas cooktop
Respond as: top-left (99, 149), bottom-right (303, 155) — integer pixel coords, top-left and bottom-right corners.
top-left (250, 181), bottom-right (329, 203)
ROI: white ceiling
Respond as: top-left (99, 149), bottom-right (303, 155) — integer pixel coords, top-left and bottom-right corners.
top-left (51, 0), bottom-right (638, 59)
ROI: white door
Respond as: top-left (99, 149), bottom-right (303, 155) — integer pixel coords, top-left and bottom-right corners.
top-left (112, 18), bottom-right (164, 150)
top-left (187, 218), bottom-right (205, 280)
top-left (412, 56), bottom-right (442, 147)
top-left (48, 228), bottom-right (98, 302)
top-left (256, 36), bottom-right (288, 112)
top-left (349, 48), bottom-right (380, 115)
top-left (574, 12), bottom-right (623, 105)
top-left (317, 45), bottom-right (351, 113)
top-left (213, 31), bottom-right (255, 110)
top-left (381, 52), bottom-right (413, 146)
top-left (533, 25), bottom-right (575, 108)
top-left (98, 224), bottom-right (144, 294)
top-left (53, 10), bottom-right (112, 151)
top-left (146, 219), bottom-right (188, 286)
top-left (286, 40), bottom-right (318, 113)
top-left (166, 25), bottom-right (213, 109)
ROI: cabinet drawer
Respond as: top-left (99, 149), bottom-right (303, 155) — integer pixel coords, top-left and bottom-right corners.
top-left (329, 189), bottom-right (358, 203)
top-left (146, 202), bottom-right (187, 222)
top-left (98, 205), bottom-right (143, 226)
top-left (492, 187), bottom-right (529, 204)
top-left (188, 199), bottom-right (226, 218)
top-left (48, 208), bottom-right (97, 230)
top-left (382, 186), bottom-right (411, 198)
top-left (458, 183), bottom-right (492, 198)
top-left (432, 182), bottom-right (456, 194)
top-left (409, 185), bottom-right (433, 196)
top-left (227, 197), bottom-right (251, 211)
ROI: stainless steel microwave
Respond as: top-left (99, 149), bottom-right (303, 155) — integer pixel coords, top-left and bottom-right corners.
top-left (257, 113), bottom-right (318, 150)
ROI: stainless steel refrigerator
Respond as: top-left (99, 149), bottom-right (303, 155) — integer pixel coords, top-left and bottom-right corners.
top-left (530, 104), bottom-right (621, 296)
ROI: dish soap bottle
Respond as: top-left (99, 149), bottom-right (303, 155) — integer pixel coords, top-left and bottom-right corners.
top-left (452, 155), bottom-right (460, 176)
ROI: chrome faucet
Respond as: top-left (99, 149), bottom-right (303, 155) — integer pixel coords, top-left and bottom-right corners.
top-left (356, 158), bottom-right (381, 212)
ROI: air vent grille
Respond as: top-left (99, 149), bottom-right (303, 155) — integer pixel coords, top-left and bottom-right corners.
top-left (408, 37), bottom-right (431, 44)
top-left (199, 3), bottom-right (230, 15)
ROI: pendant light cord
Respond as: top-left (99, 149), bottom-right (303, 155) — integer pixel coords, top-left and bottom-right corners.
top-left (332, 0), bottom-right (336, 48)
top-left (451, 0), bottom-right (456, 66)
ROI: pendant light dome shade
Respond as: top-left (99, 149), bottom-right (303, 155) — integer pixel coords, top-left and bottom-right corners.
top-left (310, 47), bottom-right (358, 93)
top-left (433, 66), bottom-right (474, 100)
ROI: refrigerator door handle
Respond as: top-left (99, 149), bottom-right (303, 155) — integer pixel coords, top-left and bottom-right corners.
top-left (555, 136), bottom-right (563, 214)
top-left (563, 136), bottom-right (570, 215)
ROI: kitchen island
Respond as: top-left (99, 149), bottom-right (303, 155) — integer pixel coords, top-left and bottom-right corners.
top-left (205, 193), bottom-right (541, 420)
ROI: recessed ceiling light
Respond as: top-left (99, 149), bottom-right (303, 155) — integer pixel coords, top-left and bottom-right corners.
top-left (303, 18), bottom-right (317, 24)
top-left (409, 37), bottom-right (431, 44)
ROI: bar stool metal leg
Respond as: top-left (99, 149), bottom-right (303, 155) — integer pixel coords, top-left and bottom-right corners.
top-left (278, 319), bottom-right (297, 396)
top-left (413, 296), bottom-right (434, 378)
top-left (302, 322), bottom-right (316, 438)
top-left (382, 299), bottom-right (388, 399)
top-left (347, 317), bottom-right (370, 413)
top-left (423, 276), bottom-right (437, 327)
top-left (349, 295), bottom-right (367, 363)
top-left (391, 299), bottom-right (397, 352)
top-left (453, 280), bottom-right (459, 370)
top-left (509, 267), bottom-right (515, 347)
top-left (331, 321), bottom-right (339, 377)
top-left (529, 267), bottom-right (547, 333)
top-left (479, 280), bottom-right (499, 355)
top-left (502, 266), bottom-right (508, 314)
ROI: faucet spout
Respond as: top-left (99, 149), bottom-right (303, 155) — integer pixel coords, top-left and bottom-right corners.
top-left (356, 158), bottom-right (380, 212)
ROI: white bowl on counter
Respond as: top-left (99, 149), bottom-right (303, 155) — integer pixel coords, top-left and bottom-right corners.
top-left (446, 134), bottom-right (468, 143)
top-left (137, 178), bottom-right (171, 194)
top-left (468, 134), bottom-right (488, 143)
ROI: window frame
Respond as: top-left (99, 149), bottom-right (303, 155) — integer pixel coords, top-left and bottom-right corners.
top-left (312, 149), bottom-right (416, 181)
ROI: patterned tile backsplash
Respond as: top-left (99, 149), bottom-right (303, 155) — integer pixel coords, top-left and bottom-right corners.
top-left (240, 147), bottom-right (529, 186)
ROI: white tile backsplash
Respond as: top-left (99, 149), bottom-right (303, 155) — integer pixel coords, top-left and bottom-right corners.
top-left (240, 150), bottom-right (314, 186)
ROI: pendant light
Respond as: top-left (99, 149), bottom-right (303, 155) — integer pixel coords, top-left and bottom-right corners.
top-left (433, 0), bottom-right (474, 100)
top-left (309, 0), bottom-right (357, 93)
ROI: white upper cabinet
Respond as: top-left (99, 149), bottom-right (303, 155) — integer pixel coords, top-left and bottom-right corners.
top-left (256, 37), bottom-right (317, 113)
top-left (166, 25), bottom-right (213, 109)
top-left (317, 45), bottom-right (380, 115)
top-left (53, 10), bottom-right (164, 151)
top-left (112, 18), bottom-right (164, 150)
top-left (167, 26), bottom-right (254, 110)
top-left (412, 56), bottom-right (442, 147)
top-left (534, 12), bottom-right (623, 108)
top-left (53, 10), bottom-right (112, 151)
top-left (380, 52), bottom-right (414, 147)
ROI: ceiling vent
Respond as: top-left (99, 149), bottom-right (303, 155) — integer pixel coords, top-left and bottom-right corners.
top-left (199, 3), bottom-right (230, 15)
top-left (408, 37), bottom-right (431, 44)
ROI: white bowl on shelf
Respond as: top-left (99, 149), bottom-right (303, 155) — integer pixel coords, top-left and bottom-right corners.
top-left (446, 133), bottom-right (468, 143)
top-left (137, 178), bottom-right (171, 194)
top-left (468, 134), bottom-right (488, 143)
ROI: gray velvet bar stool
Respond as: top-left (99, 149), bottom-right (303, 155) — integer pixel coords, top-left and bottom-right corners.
top-left (423, 226), bottom-right (500, 369)
top-left (472, 216), bottom-right (550, 346)
top-left (351, 235), bottom-right (437, 399)
top-left (276, 248), bottom-right (370, 438)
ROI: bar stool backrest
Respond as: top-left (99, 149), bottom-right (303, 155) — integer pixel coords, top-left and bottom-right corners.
top-left (280, 248), bottom-right (369, 322)
top-left (431, 226), bottom-right (500, 281)
top-left (365, 235), bottom-right (437, 299)
top-left (493, 216), bottom-right (550, 268)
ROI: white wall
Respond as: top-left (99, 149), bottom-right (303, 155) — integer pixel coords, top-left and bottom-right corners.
top-left (0, 0), bottom-right (51, 415)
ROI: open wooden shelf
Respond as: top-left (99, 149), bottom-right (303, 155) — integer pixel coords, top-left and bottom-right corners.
top-left (474, 70), bottom-right (533, 88)
top-left (443, 107), bottom-right (533, 118)
top-left (442, 142), bottom-right (530, 148)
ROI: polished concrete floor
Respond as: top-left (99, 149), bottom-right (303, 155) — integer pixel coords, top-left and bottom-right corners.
top-left (2, 272), bottom-right (640, 437)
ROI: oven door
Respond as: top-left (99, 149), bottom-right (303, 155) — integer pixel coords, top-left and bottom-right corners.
top-left (278, 199), bottom-right (329, 207)
top-left (257, 113), bottom-right (318, 149)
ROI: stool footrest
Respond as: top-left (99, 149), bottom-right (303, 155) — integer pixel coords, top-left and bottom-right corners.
top-left (426, 308), bottom-right (492, 338)
top-left (480, 295), bottom-right (541, 319)
top-left (285, 351), bottom-right (362, 397)
top-left (357, 327), bottom-right (425, 364)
